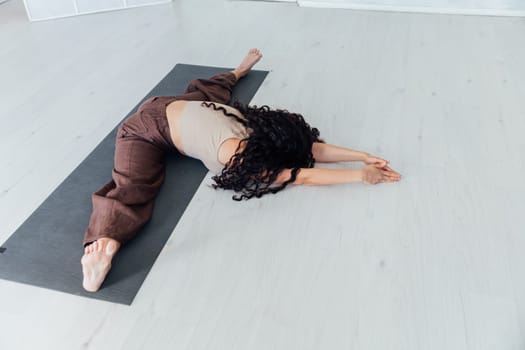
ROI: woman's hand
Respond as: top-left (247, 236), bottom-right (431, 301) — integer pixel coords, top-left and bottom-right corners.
top-left (361, 165), bottom-right (401, 185)
top-left (363, 153), bottom-right (389, 168)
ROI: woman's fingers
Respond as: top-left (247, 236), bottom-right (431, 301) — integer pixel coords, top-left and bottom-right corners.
top-left (381, 170), bottom-right (398, 177)
top-left (380, 169), bottom-right (401, 182)
top-left (381, 173), bottom-right (396, 181)
top-left (363, 164), bottom-right (401, 185)
top-left (369, 157), bottom-right (388, 167)
top-left (382, 166), bottom-right (401, 177)
top-left (373, 158), bottom-right (387, 166)
top-left (381, 176), bottom-right (398, 183)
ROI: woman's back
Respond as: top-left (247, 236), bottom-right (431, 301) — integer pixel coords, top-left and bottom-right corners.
top-left (166, 100), bottom-right (248, 174)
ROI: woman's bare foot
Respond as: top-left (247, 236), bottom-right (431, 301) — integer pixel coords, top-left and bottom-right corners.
top-left (81, 237), bottom-right (121, 292)
top-left (232, 48), bottom-right (263, 80)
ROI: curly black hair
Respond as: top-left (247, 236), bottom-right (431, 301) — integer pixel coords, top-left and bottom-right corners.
top-left (201, 101), bottom-right (323, 200)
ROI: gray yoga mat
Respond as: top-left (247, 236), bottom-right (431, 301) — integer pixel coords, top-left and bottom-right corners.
top-left (0, 64), bottom-right (268, 305)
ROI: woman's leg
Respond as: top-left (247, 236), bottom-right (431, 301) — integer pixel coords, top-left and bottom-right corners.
top-left (180, 48), bottom-right (263, 103)
top-left (81, 48), bottom-right (263, 292)
top-left (181, 72), bottom-right (237, 104)
top-left (81, 113), bottom-right (168, 292)
top-left (84, 137), bottom-right (166, 245)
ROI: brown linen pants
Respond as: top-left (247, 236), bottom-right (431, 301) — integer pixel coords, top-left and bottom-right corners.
top-left (83, 72), bottom-right (237, 246)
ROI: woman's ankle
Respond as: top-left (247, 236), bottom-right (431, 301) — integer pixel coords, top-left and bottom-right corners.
top-left (231, 69), bottom-right (242, 80)
top-left (85, 237), bottom-right (121, 253)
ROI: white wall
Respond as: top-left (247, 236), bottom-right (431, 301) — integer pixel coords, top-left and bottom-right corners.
top-left (23, 0), bottom-right (172, 21)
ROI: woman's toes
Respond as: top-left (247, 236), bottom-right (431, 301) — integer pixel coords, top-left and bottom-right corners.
top-left (250, 48), bottom-right (262, 57)
top-left (105, 240), bottom-right (118, 255)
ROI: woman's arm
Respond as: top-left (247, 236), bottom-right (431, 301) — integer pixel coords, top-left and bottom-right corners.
top-left (312, 142), bottom-right (389, 168)
top-left (312, 142), bottom-right (367, 162)
top-left (275, 165), bottom-right (400, 186)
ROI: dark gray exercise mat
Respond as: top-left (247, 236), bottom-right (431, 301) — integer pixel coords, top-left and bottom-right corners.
top-left (0, 64), bottom-right (268, 305)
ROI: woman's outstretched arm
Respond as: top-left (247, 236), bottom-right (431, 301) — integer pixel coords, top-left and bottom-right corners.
top-left (275, 165), bottom-right (401, 186)
top-left (312, 142), bottom-right (388, 168)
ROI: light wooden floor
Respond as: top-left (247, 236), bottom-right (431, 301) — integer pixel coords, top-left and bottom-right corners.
top-left (1, 0), bottom-right (524, 349)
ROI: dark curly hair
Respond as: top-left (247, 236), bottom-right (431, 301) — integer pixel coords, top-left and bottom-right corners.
top-left (201, 101), bottom-right (323, 200)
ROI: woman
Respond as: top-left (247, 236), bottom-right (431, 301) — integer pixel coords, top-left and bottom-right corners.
top-left (81, 49), bottom-right (401, 292)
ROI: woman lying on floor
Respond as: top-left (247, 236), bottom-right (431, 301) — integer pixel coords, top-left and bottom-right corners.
top-left (81, 48), bottom-right (402, 292)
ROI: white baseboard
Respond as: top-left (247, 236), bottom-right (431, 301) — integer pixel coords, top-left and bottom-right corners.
top-left (298, 1), bottom-right (525, 17)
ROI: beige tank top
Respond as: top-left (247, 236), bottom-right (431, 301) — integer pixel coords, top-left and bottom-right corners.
top-left (178, 101), bottom-right (249, 174)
